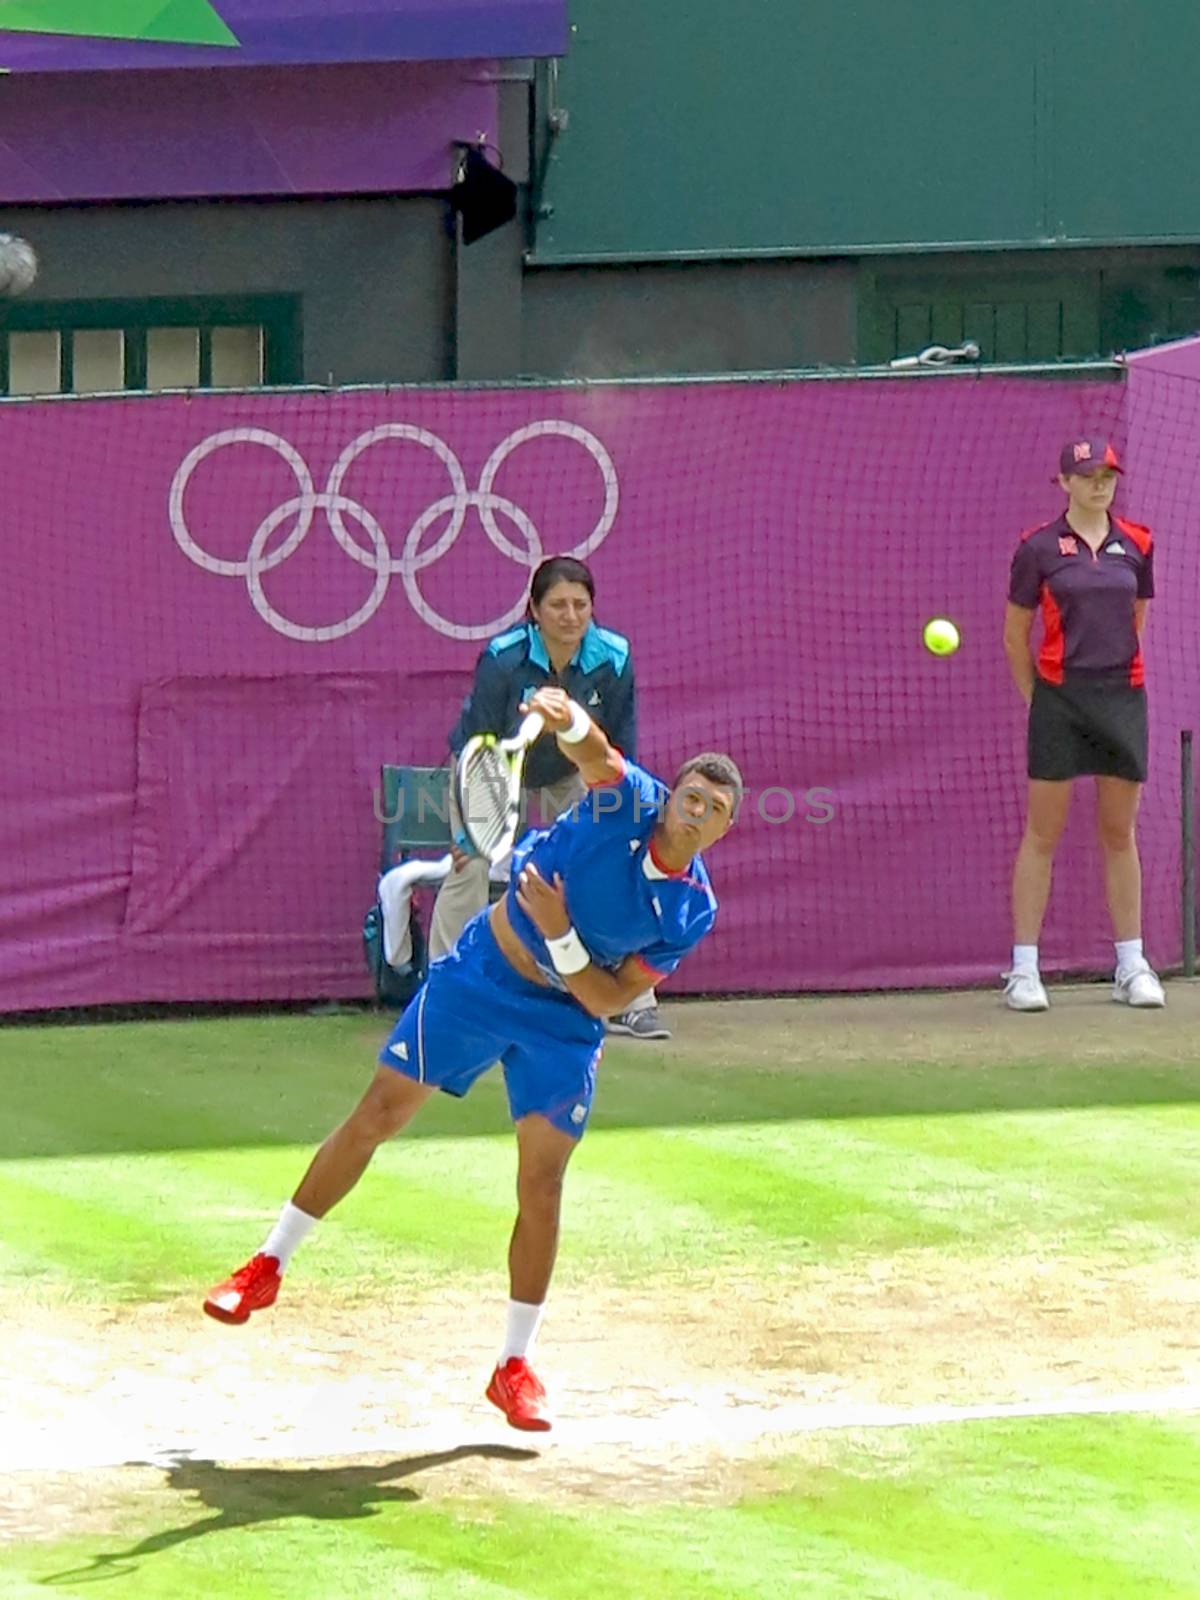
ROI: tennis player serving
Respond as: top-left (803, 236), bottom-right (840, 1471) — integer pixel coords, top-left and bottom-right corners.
top-left (204, 687), bottom-right (742, 1431)
top-left (432, 556), bottom-right (667, 1041)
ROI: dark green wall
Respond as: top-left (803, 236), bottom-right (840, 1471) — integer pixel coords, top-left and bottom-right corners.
top-left (535, 0), bottom-right (1200, 262)
top-left (860, 249), bottom-right (1200, 365)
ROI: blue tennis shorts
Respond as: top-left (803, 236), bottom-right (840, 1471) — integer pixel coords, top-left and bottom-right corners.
top-left (378, 911), bottom-right (605, 1138)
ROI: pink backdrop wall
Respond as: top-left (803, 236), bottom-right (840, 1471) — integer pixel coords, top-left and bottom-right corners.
top-left (2, 367), bottom-right (1197, 1011)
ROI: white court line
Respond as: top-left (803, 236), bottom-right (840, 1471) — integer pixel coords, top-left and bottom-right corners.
top-left (2, 1387), bottom-right (1198, 1475)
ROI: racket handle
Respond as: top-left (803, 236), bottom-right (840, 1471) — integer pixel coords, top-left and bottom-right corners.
top-left (505, 711), bottom-right (545, 750)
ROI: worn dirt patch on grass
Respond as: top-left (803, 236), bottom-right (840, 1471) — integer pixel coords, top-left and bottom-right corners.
top-left (4, 1245), bottom-right (1198, 1544)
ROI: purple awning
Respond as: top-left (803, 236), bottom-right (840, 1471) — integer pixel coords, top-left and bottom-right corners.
top-left (0, 61), bottom-right (500, 200)
top-left (0, 1), bottom-right (568, 71)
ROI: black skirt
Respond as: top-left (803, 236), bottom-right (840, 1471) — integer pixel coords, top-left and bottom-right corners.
top-left (1028, 677), bottom-right (1148, 783)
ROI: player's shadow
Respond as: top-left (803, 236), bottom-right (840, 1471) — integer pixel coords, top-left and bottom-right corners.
top-left (41, 1443), bottom-right (538, 1586)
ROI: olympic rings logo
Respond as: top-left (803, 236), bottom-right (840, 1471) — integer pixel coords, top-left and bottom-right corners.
top-left (168, 420), bottom-right (619, 642)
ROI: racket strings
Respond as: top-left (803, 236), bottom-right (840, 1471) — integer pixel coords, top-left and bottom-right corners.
top-left (459, 748), bottom-right (516, 858)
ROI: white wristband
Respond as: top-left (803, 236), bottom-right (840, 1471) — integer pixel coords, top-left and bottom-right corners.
top-left (545, 926), bottom-right (591, 975)
top-left (557, 700), bottom-right (591, 745)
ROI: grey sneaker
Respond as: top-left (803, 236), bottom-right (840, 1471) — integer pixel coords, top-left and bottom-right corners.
top-left (606, 1007), bottom-right (672, 1040)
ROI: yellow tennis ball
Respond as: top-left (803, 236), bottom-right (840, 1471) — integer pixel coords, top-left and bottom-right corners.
top-left (923, 618), bottom-right (961, 656)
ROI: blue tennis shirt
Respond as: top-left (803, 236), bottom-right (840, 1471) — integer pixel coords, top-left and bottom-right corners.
top-left (506, 758), bottom-right (718, 989)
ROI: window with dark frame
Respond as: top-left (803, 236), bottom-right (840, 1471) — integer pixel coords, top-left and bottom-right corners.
top-left (0, 294), bottom-right (302, 397)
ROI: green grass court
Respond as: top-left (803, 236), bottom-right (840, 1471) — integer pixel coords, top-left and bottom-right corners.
top-left (2, 986), bottom-right (1199, 1598)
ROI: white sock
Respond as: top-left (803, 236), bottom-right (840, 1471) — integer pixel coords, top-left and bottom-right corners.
top-left (260, 1201), bottom-right (318, 1270)
top-left (500, 1299), bottom-right (544, 1364)
top-left (1114, 938), bottom-right (1145, 974)
top-left (1012, 944), bottom-right (1039, 975)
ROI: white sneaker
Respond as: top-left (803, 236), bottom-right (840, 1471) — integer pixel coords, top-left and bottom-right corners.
top-left (1003, 970), bottom-right (1049, 1011)
top-left (1113, 963), bottom-right (1166, 1008)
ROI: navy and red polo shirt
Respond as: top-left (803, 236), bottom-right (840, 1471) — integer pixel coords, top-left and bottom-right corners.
top-left (1008, 514), bottom-right (1154, 686)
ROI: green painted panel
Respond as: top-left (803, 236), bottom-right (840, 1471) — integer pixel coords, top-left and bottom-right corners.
top-left (1052, 1), bottom-right (1200, 242)
top-left (995, 302), bottom-right (1029, 361)
top-left (1027, 299), bottom-right (1064, 355)
top-left (538, 0), bottom-right (1041, 260)
top-left (930, 300), bottom-right (965, 348)
top-left (963, 303), bottom-right (997, 359)
top-left (539, 1), bottom-right (1200, 263)
top-left (896, 302), bottom-right (933, 353)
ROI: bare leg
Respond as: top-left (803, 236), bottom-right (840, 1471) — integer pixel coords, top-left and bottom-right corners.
top-left (1012, 780), bottom-right (1074, 945)
top-left (508, 1114), bottom-right (578, 1305)
top-left (293, 1066), bottom-right (433, 1219)
top-left (1096, 777), bottom-right (1144, 943)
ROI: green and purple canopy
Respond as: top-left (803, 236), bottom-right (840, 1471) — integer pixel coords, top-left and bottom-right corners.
top-left (0, 1), bottom-right (567, 70)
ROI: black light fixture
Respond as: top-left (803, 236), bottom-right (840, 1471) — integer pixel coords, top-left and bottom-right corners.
top-left (450, 142), bottom-right (518, 246)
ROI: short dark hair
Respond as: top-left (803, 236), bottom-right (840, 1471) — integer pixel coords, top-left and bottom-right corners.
top-left (673, 752), bottom-right (744, 818)
top-left (527, 556), bottom-right (595, 616)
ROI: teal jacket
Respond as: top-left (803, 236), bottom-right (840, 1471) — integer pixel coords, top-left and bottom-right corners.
top-left (449, 621), bottom-right (636, 789)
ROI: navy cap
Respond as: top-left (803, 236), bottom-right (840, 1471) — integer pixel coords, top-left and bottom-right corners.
top-left (1059, 437), bottom-right (1123, 476)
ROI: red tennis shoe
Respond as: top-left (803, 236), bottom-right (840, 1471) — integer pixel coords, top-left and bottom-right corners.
top-left (486, 1357), bottom-right (553, 1432)
top-left (203, 1253), bottom-right (282, 1325)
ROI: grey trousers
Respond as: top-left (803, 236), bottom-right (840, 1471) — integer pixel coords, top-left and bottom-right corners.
top-left (427, 764), bottom-right (656, 1015)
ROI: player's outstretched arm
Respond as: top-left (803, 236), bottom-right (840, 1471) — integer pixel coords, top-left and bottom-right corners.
top-left (516, 863), bottom-right (659, 1019)
top-left (521, 687), bottom-right (623, 788)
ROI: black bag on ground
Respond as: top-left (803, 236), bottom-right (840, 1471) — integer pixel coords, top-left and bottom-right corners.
top-left (362, 897), bottom-right (427, 1010)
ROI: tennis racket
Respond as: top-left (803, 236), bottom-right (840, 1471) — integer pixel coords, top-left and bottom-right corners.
top-left (454, 711), bottom-right (545, 864)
